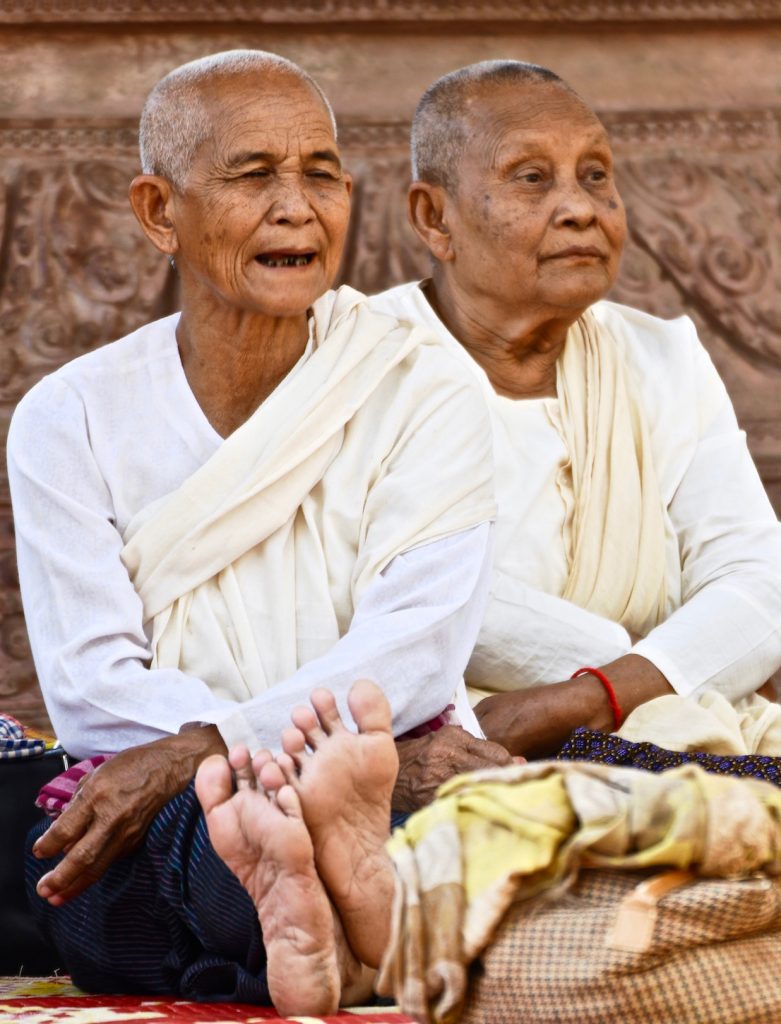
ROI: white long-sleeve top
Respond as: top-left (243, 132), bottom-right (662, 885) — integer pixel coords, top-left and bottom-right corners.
top-left (369, 283), bottom-right (781, 702)
top-left (7, 312), bottom-right (492, 759)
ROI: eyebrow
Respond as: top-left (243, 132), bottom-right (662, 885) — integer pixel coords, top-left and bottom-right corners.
top-left (225, 148), bottom-right (342, 169)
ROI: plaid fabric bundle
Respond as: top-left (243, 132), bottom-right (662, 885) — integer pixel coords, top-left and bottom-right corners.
top-left (0, 712), bottom-right (47, 760)
top-left (462, 868), bottom-right (781, 1024)
top-left (35, 754), bottom-right (113, 818)
top-left (378, 760), bottom-right (781, 1023)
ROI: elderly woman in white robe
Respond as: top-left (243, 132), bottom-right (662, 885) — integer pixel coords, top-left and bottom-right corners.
top-left (11, 50), bottom-right (502, 1007)
top-left (370, 60), bottom-right (781, 781)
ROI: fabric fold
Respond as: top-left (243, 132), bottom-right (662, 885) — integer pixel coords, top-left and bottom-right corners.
top-left (119, 286), bottom-right (496, 707)
top-left (377, 759), bottom-right (781, 1023)
top-left (558, 310), bottom-right (669, 635)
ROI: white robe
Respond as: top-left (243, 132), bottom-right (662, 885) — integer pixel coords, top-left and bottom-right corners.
top-left (8, 288), bottom-right (496, 757)
top-left (368, 282), bottom-right (781, 702)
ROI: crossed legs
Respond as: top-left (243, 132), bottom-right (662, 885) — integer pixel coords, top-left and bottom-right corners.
top-left (194, 680), bottom-right (399, 1016)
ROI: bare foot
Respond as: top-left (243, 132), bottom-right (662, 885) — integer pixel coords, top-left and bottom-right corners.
top-left (266, 680), bottom-right (399, 967)
top-left (195, 746), bottom-right (340, 1016)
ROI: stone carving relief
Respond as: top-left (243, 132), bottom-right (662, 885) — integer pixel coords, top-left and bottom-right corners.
top-left (2, 0), bottom-right (780, 21)
top-left (616, 153), bottom-right (781, 369)
top-left (0, 106), bottom-right (779, 729)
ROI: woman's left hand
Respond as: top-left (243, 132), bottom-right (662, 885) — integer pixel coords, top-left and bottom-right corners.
top-left (475, 654), bottom-right (673, 759)
top-left (474, 679), bottom-right (609, 759)
top-left (32, 726), bottom-right (226, 905)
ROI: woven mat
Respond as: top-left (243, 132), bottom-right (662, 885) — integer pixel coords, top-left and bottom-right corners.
top-left (0, 977), bottom-right (412, 1023)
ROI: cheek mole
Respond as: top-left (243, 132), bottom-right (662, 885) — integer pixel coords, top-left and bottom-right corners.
top-left (607, 198), bottom-right (619, 210)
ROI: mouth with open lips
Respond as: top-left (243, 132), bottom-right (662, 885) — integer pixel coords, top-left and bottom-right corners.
top-left (255, 249), bottom-right (318, 268)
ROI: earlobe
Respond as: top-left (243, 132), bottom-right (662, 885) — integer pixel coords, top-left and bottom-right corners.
top-left (128, 175), bottom-right (179, 256)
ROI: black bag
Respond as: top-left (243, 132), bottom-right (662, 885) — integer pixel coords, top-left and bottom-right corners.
top-left (0, 749), bottom-right (69, 974)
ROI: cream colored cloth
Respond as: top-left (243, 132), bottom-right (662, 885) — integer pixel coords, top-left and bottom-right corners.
top-left (120, 286), bottom-right (495, 707)
top-left (558, 311), bottom-right (668, 637)
top-left (619, 690), bottom-right (781, 755)
top-left (370, 285), bottom-right (781, 704)
top-left (378, 759), bottom-right (781, 1023)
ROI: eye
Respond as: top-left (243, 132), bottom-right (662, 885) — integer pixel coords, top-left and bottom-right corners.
top-left (307, 167), bottom-right (339, 180)
top-left (515, 168), bottom-right (545, 184)
top-left (243, 168), bottom-right (271, 179)
top-left (584, 165), bottom-right (610, 184)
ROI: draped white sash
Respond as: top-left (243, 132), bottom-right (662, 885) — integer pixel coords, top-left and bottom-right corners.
top-left (121, 286), bottom-right (495, 702)
top-left (558, 309), bottom-right (668, 635)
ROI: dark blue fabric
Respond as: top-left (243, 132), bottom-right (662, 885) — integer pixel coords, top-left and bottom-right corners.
top-left (557, 727), bottom-right (781, 785)
top-left (26, 782), bottom-right (270, 1003)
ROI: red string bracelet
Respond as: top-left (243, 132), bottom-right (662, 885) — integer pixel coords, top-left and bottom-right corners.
top-left (571, 667), bottom-right (623, 731)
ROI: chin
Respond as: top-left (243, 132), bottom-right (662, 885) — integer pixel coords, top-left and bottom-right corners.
top-left (546, 277), bottom-right (614, 314)
top-left (247, 285), bottom-right (332, 319)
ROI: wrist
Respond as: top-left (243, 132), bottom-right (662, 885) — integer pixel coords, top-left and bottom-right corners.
top-left (153, 726), bottom-right (227, 791)
top-left (571, 668), bottom-right (623, 731)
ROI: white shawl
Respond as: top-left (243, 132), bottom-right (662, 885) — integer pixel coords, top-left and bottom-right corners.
top-left (120, 286), bottom-right (495, 703)
top-left (558, 310), bottom-right (669, 636)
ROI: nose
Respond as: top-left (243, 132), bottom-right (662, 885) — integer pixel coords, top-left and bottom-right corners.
top-left (268, 176), bottom-right (316, 226)
top-left (552, 177), bottom-right (597, 229)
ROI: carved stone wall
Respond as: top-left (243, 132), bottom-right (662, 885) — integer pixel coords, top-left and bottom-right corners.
top-left (1, 2), bottom-right (779, 730)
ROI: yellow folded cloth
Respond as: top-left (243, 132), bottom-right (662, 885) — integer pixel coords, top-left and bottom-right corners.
top-left (377, 760), bottom-right (781, 1023)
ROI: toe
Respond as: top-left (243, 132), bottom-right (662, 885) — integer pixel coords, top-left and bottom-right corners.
top-left (348, 680), bottom-right (392, 735)
top-left (282, 725), bottom-right (311, 765)
top-left (195, 755), bottom-right (234, 816)
top-left (276, 783), bottom-right (304, 821)
top-left (228, 745), bottom-right (257, 789)
top-left (259, 760), bottom-right (288, 793)
top-left (275, 752), bottom-right (301, 788)
top-left (309, 688), bottom-right (345, 736)
top-left (252, 749), bottom-right (274, 774)
top-left (290, 706), bottom-right (327, 749)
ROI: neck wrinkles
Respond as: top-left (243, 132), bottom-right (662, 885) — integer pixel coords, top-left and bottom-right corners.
top-left (423, 277), bottom-right (578, 400)
top-left (176, 300), bottom-right (310, 438)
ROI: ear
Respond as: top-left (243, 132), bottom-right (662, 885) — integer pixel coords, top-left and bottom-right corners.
top-left (407, 181), bottom-right (454, 263)
top-left (128, 175), bottom-right (179, 256)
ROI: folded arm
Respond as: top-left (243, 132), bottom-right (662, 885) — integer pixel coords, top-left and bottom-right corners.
top-left (9, 379), bottom-right (496, 897)
top-left (475, 336), bottom-right (781, 756)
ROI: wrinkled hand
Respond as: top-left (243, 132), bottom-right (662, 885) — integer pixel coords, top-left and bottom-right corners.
top-left (475, 656), bottom-right (673, 759)
top-left (33, 726), bottom-right (226, 905)
top-left (474, 681), bottom-right (610, 760)
top-left (392, 726), bottom-right (514, 813)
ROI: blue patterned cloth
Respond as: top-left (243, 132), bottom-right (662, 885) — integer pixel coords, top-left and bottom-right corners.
top-left (0, 713), bottom-right (47, 760)
top-left (557, 727), bottom-right (781, 786)
top-left (26, 782), bottom-right (271, 1003)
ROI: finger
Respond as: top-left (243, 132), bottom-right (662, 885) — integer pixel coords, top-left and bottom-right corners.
top-left (32, 802), bottom-right (94, 860)
top-left (35, 829), bottom-right (115, 903)
top-left (195, 754), bottom-right (234, 817)
top-left (462, 733), bottom-right (514, 766)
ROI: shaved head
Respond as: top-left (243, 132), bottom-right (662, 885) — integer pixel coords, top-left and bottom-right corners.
top-left (411, 60), bottom-right (575, 191)
top-left (139, 49), bottom-right (337, 190)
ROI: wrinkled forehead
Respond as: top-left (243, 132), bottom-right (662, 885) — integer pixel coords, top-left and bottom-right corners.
top-left (462, 80), bottom-right (610, 164)
top-left (200, 69), bottom-right (337, 153)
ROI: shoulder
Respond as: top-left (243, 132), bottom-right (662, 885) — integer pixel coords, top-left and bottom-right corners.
top-left (366, 280), bottom-right (427, 321)
top-left (591, 299), bottom-right (700, 364)
top-left (592, 299), bottom-right (731, 438)
top-left (9, 313), bottom-right (181, 453)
